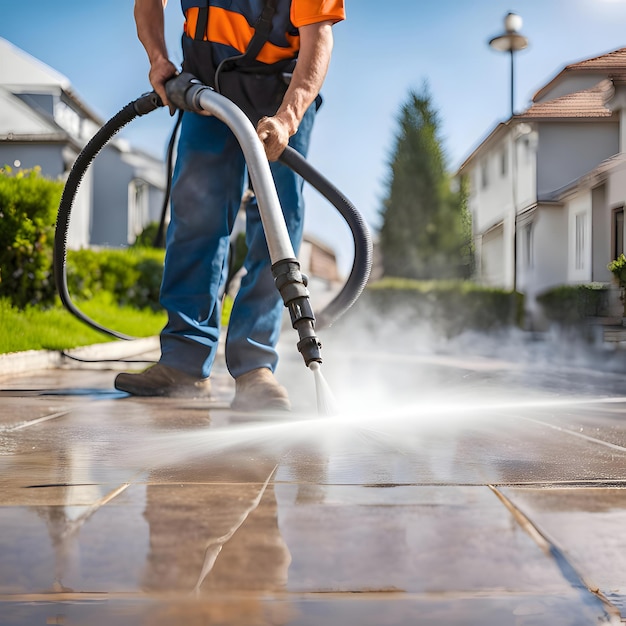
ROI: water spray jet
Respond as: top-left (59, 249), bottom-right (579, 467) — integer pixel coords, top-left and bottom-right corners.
top-left (308, 361), bottom-right (340, 417)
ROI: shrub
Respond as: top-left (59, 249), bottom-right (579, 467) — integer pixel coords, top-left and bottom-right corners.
top-left (356, 278), bottom-right (523, 338)
top-left (0, 166), bottom-right (63, 308)
top-left (608, 254), bottom-right (626, 286)
top-left (608, 254), bottom-right (626, 316)
top-left (536, 283), bottom-right (610, 324)
top-left (66, 247), bottom-right (165, 311)
top-left (132, 221), bottom-right (164, 249)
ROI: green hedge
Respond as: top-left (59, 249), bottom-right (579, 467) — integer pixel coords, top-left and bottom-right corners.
top-left (66, 247), bottom-right (165, 311)
top-left (536, 284), bottom-right (610, 324)
top-left (0, 166), bottom-right (165, 312)
top-left (0, 167), bottom-right (63, 308)
top-left (354, 278), bottom-right (523, 337)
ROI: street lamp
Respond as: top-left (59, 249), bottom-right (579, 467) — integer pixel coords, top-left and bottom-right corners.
top-left (489, 12), bottom-right (528, 117)
top-left (488, 13), bottom-right (529, 293)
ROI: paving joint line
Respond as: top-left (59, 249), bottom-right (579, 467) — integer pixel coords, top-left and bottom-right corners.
top-left (489, 485), bottom-right (622, 624)
top-left (1, 410), bottom-right (71, 432)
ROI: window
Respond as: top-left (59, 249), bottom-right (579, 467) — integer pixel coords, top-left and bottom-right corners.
top-left (614, 207), bottom-right (624, 260)
top-left (499, 147), bottom-right (508, 177)
top-left (128, 179), bottom-right (148, 243)
top-left (480, 159), bottom-right (489, 189)
top-left (54, 100), bottom-right (82, 138)
top-left (575, 212), bottom-right (586, 271)
top-left (515, 135), bottom-right (533, 166)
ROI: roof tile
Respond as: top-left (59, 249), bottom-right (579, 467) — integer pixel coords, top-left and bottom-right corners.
top-left (519, 79), bottom-right (615, 119)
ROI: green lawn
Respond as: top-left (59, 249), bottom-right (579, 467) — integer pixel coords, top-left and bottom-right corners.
top-left (0, 295), bottom-right (166, 355)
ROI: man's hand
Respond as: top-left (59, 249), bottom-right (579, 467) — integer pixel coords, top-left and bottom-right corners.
top-left (134, 0), bottom-right (177, 114)
top-left (257, 116), bottom-right (292, 161)
top-left (149, 56), bottom-right (178, 114)
top-left (257, 21), bottom-right (334, 161)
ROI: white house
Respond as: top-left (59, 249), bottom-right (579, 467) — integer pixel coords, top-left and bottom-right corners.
top-left (0, 37), bottom-right (166, 249)
top-left (457, 46), bottom-right (626, 327)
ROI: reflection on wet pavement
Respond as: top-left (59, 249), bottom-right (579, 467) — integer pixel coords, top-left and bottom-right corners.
top-left (1, 342), bottom-right (626, 625)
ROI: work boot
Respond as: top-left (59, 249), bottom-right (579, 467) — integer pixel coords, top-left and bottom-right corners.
top-left (231, 367), bottom-right (291, 412)
top-left (114, 363), bottom-right (211, 398)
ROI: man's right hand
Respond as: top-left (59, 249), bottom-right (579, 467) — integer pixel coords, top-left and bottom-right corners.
top-left (149, 56), bottom-right (179, 114)
top-left (134, 0), bottom-right (177, 113)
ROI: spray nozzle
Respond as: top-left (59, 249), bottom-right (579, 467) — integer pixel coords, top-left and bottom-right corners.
top-left (272, 259), bottom-right (322, 367)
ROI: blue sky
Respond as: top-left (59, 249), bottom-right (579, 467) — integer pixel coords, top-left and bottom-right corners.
top-left (2, 0), bottom-right (626, 273)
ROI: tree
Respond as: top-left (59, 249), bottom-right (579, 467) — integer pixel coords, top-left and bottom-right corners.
top-left (379, 85), bottom-right (473, 280)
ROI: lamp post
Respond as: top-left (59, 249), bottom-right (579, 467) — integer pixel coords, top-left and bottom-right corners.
top-left (488, 13), bottom-right (529, 293)
top-left (489, 12), bottom-right (528, 117)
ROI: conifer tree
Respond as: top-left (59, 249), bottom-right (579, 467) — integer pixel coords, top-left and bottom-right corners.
top-left (379, 85), bottom-right (472, 279)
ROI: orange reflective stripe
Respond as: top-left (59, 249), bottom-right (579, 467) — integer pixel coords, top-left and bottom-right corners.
top-left (184, 6), bottom-right (300, 65)
top-left (184, 7), bottom-right (202, 39)
top-left (257, 32), bottom-right (299, 65)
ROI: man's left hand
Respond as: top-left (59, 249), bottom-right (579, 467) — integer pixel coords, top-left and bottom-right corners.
top-left (257, 116), bottom-right (291, 161)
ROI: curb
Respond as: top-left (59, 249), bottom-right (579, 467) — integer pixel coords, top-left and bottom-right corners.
top-left (0, 337), bottom-right (160, 379)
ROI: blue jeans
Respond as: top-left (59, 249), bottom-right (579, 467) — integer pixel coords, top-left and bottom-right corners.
top-left (159, 105), bottom-right (315, 379)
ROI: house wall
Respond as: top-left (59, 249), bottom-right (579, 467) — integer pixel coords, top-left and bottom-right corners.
top-left (516, 209), bottom-right (535, 297)
top-left (479, 224), bottom-right (505, 287)
top-left (591, 183), bottom-right (612, 283)
top-left (513, 127), bottom-right (538, 209)
top-left (467, 144), bottom-right (509, 234)
top-left (608, 163), bottom-right (626, 208)
top-left (610, 86), bottom-right (626, 152)
top-left (537, 122), bottom-right (618, 197)
top-left (0, 142), bottom-right (65, 177)
top-left (67, 166), bottom-right (93, 249)
top-left (0, 142), bottom-right (93, 249)
top-left (309, 245), bottom-right (339, 282)
top-left (567, 191), bottom-right (593, 283)
top-left (536, 74), bottom-right (608, 102)
top-left (91, 145), bottom-right (167, 246)
top-left (465, 128), bottom-right (537, 289)
top-left (523, 204), bottom-right (568, 325)
top-left (147, 185), bottom-right (165, 226)
top-left (466, 131), bottom-right (537, 233)
top-left (91, 145), bottom-right (132, 247)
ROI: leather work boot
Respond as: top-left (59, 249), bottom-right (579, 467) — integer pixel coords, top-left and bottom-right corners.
top-left (114, 363), bottom-right (211, 398)
top-left (231, 367), bottom-right (291, 412)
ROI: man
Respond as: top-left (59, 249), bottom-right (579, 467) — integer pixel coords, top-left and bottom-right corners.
top-left (115, 0), bottom-right (345, 411)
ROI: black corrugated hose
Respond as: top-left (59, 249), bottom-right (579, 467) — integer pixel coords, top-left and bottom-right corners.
top-left (278, 146), bottom-right (372, 329)
top-left (53, 89), bottom-right (372, 341)
top-left (54, 92), bottom-right (163, 341)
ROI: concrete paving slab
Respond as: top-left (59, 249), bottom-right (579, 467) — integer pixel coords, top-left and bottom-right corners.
top-left (501, 486), bottom-right (626, 616)
top-left (1, 338), bottom-right (626, 624)
top-left (275, 484), bottom-right (572, 594)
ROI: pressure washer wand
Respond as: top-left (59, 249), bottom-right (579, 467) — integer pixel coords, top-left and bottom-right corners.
top-left (165, 73), bottom-right (322, 368)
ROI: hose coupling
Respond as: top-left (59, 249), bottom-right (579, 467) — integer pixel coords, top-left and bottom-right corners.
top-left (133, 91), bottom-right (164, 116)
top-left (272, 258), bottom-right (322, 366)
top-left (165, 72), bottom-right (211, 114)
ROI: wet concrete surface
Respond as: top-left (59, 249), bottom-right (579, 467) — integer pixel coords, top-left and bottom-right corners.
top-left (1, 335), bottom-right (626, 625)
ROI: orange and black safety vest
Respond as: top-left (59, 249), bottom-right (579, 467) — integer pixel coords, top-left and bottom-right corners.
top-left (179, 0), bottom-right (344, 121)
top-left (181, 0), bottom-right (345, 67)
